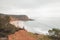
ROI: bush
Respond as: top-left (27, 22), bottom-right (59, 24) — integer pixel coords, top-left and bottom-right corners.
top-left (48, 28), bottom-right (60, 40)
top-left (0, 15), bottom-right (20, 37)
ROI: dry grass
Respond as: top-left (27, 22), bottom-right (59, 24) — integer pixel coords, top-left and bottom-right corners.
top-left (28, 32), bottom-right (52, 40)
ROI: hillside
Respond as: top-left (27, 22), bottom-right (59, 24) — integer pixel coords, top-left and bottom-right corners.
top-left (0, 13), bottom-right (34, 21)
top-left (8, 30), bottom-right (37, 40)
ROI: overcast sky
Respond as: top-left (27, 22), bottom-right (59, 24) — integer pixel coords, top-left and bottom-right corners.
top-left (0, 0), bottom-right (60, 18)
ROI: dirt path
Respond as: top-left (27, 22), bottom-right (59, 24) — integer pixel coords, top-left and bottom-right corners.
top-left (8, 30), bottom-right (37, 40)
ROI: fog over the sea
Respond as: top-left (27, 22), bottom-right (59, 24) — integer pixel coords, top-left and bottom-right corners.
top-left (0, 0), bottom-right (60, 34)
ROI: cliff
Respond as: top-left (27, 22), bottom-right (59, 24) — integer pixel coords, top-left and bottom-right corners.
top-left (0, 13), bottom-right (34, 21)
top-left (0, 13), bottom-right (36, 40)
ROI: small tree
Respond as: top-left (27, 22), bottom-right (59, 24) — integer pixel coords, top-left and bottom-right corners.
top-left (0, 15), bottom-right (20, 40)
top-left (48, 28), bottom-right (60, 40)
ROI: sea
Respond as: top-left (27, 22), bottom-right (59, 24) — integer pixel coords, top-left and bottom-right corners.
top-left (24, 17), bottom-right (60, 35)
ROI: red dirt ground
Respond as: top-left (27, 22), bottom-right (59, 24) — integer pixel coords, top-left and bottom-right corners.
top-left (8, 30), bottom-right (37, 40)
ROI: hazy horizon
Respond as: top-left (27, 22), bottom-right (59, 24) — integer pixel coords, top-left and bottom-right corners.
top-left (0, 0), bottom-right (60, 18)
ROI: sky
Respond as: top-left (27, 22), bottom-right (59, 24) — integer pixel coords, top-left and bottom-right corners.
top-left (0, 0), bottom-right (60, 18)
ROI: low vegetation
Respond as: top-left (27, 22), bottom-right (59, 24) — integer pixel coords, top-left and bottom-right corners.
top-left (0, 15), bottom-right (20, 37)
top-left (28, 32), bottom-right (52, 40)
top-left (48, 28), bottom-right (60, 40)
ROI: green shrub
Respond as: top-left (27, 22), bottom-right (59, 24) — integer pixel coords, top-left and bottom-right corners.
top-left (48, 28), bottom-right (60, 40)
top-left (0, 15), bottom-right (20, 37)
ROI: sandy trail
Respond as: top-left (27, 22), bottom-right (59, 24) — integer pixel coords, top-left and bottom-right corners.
top-left (8, 30), bottom-right (36, 40)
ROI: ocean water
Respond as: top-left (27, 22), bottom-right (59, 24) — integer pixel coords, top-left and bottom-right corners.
top-left (24, 17), bottom-right (60, 34)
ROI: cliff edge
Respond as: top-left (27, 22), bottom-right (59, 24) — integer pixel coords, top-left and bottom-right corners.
top-left (8, 30), bottom-right (37, 40)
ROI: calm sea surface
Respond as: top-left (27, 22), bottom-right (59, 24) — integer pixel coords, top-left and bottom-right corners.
top-left (24, 17), bottom-right (60, 34)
